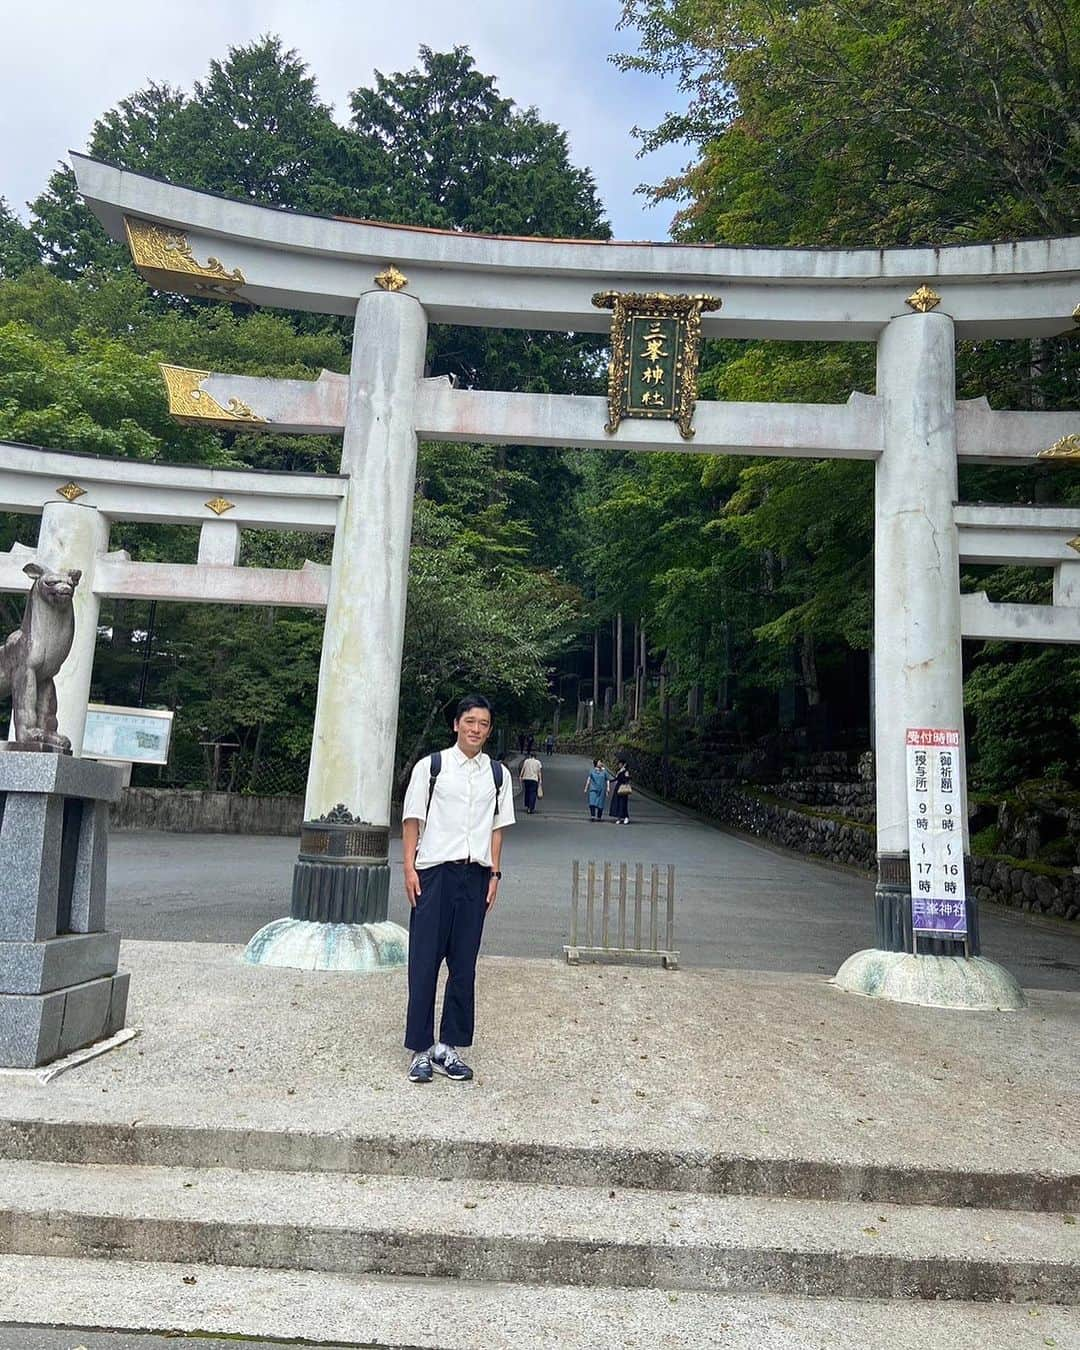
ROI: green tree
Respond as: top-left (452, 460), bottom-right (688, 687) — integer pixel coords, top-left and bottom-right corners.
top-left (616, 0), bottom-right (1077, 244)
top-left (603, 0), bottom-right (1079, 779)
top-left (350, 45), bottom-right (608, 237)
top-left (0, 201), bottom-right (40, 278)
top-left (399, 497), bottom-right (580, 779)
top-left (0, 320), bottom-right (215, 463)
top-left (30, 37), bottom-right (349, 278)
top-left (3, 39), bottom-right (603, 789)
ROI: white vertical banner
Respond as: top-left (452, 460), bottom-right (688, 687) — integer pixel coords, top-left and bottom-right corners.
top-left (906, 728), bottom-right (967, 939)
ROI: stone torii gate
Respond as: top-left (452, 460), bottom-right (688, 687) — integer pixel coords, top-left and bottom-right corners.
top-left (38, 155), bottom-right (1080, 1003)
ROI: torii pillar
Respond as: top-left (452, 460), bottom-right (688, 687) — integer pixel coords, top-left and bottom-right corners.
top-left (834, 310), bottom-right (1024, 1009)
top-left (245, 286), bottom-right (427, 970)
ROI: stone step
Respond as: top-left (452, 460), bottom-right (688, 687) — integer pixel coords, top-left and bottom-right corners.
top-left (0, 1161), bottom-right (1076, 1304)
top-left (2, 1255), bottom-right (1079, 1349)
top-left (3, 1115), bottom-right (1075, 1211)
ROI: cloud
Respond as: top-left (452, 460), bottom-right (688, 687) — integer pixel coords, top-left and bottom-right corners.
top-left (0, 0), bottom-right (690, 239)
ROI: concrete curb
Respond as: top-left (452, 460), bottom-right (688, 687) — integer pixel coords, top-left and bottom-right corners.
top-left (5, 1255), bottom-right (1080, 1350)
top-left (3, 1117), bottom-right (1077, 1211)
top-left (4, 1197), bottom-right (1076, 1304)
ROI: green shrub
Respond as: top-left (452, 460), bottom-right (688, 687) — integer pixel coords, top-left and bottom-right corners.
top-left (970, 824), bottom-right (1001, 857)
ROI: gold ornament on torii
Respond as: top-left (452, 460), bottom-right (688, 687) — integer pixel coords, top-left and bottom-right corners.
top-left (905, 285), bottom-right (942, 314)
top-left (124, 218), bottom-right (246, 301)
top-left (1037, 435), bottom-right (1080, 462)
top-left (374, 264), bottom-right (408, 292)
top-left (159, 364), bottom-right (270, 429)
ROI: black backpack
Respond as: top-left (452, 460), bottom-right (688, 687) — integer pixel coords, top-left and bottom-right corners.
top-left (426, 751), bottom-right (505, 820)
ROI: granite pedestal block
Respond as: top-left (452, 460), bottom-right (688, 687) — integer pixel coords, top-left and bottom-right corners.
top-left (0, 754), bottom-right (127, 1068)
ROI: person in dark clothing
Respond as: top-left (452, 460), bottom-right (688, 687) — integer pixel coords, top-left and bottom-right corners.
top-left (609, 760), bottom-right (631, 824)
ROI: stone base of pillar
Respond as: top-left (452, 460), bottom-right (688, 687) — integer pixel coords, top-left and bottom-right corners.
top-left (242, 918), bottom-right (407, 971)
top-left (875, 854), bottom-right (980, 955)
top-left (0, 753), bottom-right (127, 1067)
top-left (831, 949), bottom-right (1026, 1012)
top-left (289, 817), bottom-right (391, 922)
top-left (244, 815), bottom-right (405, 971)
top-left (290, 860), bottom-right (391, 924)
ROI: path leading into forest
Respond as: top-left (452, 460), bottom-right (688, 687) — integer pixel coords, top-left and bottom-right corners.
top-left (108, 751), bottom-right (1080, 990)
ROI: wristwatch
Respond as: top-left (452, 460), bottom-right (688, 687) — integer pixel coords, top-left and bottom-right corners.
top-left (492, 870), bottom-right (502, 880)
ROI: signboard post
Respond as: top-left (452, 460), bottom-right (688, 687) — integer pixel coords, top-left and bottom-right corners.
top-left (906, 727), bottom-right (967, 951)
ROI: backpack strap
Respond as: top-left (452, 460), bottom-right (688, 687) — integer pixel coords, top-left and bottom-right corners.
top-left (425, 750), bottom-right (442, 817)
top-left (491, 759), bottom-right (504, 820)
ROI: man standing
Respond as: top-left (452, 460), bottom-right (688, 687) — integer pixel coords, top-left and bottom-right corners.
top-left (401, 695), bottom-right (515, 1084)
top-left (519, 749), bottom-right (543, 814)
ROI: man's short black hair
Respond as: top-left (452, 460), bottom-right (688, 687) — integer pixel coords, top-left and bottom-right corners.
top-left (454, 694), bottom-right (493, 721)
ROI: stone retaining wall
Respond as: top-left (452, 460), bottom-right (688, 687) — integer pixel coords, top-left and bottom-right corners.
top-left (110, 787), bottom-right (303, 836)
top-left (776, 779), bottom-right (875, 821)
top-left (971, 855), bottom-right (1080, 921)
top-left (722, 790), bottom-right (876, 870)
top-left (614, 744), bottom-right (1079, 920)
top-left (613, 746), bottom-right (876, 871)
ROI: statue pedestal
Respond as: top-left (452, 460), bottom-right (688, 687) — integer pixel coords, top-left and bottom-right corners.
top-left (0, 754), bottom-right (128, 1068)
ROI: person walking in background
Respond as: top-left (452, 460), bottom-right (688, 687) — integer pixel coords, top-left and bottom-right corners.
top-left (526, 732), bottom-right (535, 754)
top-left (516, 732), bottom-right (525, 755)
top-left (584, 759), bottom-right (611, 820)
top-left (609, 759), bottom-right (632, 825)
top-left (401, 694), bottom-right (515, 1085)
top-left (545, 732), bottom-right (555, 756)
top-left (520, 749), bottom-right (543, 813)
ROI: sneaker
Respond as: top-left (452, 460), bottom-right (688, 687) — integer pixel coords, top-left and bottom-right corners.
top-left (408, 1051), bottom-right (433, 1083)
top-left (431, 1044), bottom-right (473, 1081)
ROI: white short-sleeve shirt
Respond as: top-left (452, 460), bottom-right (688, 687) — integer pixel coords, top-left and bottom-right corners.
top-left (402, 744), bottom-right (515, 869)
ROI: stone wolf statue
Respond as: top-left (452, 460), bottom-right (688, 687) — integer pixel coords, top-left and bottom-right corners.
top-left (0, 561), bottom-right (82, 752)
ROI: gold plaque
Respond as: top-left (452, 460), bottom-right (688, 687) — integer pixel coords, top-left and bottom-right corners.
top-left (56, 482), bottom-right (87, 502)
top-left (205, 497), bottom-right (236, 516)
top-left (159, 364), bottom-right (269, 428)
top-left (125, 218), bottom-right (246, 301)
top-left (592, 291), bottom-right (720, 439)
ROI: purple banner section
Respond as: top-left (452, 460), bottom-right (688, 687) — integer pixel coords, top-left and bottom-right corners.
top-left (912, 897), bottom-right (967, 935)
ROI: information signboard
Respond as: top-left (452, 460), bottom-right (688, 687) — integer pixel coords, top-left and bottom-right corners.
top-left (906, 727), bottom-right (966, 938)
top-left (83, 704), bottom-right (174, 766)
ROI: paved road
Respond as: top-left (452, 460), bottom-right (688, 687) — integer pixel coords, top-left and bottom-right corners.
top-left (107, 753), bottom-right (1080, 990)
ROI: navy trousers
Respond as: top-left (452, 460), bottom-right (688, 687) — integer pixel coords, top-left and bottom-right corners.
top-left (405, 861), bottom-right (490, 1052)
top-left (523, 780), bottom-right (539, 812)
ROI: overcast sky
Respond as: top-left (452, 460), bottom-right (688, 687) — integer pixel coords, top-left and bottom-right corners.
top-left (0, 0), bottom-right (691, 240)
